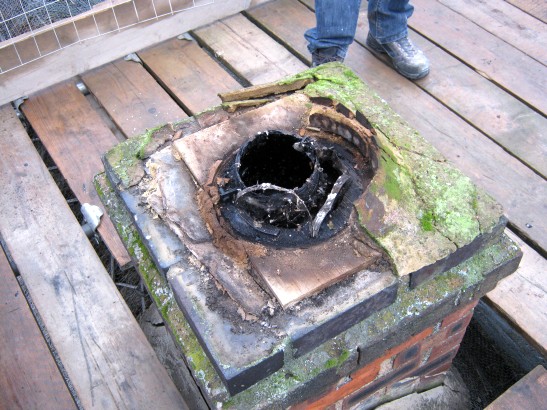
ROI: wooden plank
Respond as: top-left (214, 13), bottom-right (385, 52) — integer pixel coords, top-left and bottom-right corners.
top-left (248, 0), bottom-right (547, 252)
top-left (0, 248), bottom-right (76, 410)
top-left (247, 231), bottom-right (381, 308)
top-left (247, 0), bottom-right (311, 56)
top-left (505, 0), bottom-right (547, 23)
top-left (138, 39), bottom-right (242, 114)
top-left (486, 365), bottom-right (547, 409)
top-left (410, 0), bottom-right (547, 115)
top-left (21, 81), bottom-right (132, 268)
top-left (0, 0), bottom-right (250, 106)
top-left (253, 0), bottom-right (546, 177)
top-left (0, 104), bottom-right (185, 409)
top-left (353, 14), bottom-right (547, 177)
top-left (486, 230), bottom-right (547, 356)
top-left (439, 0), bottom-right (547, 65)
top-left (81, 59), bottom-right (188, 138)
top-left (192, 13), bottom-right (308, 85)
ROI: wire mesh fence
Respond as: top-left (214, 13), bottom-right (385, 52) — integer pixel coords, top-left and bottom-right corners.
top-left (0, 0), bottom-right (214, 74)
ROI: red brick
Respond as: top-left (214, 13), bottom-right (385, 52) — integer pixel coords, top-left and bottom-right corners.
top-left (445, 311), bottom-right (473, 337)
top-left (423, 346), bottom-right (460, 378)
top-left (294, 327), bottom-right (434, 409)
top-left (393, 343), bottom-right (422, 369)
top-left (428, 328), bottom-right (466, 363)
top-left (296, 362), bottom-right (381, 409)
top-left (382, 327), bottom-right (433, 363)
top-left (441, 301), bottom-right (477, 328)
top-left (422, 311), bottom-right (473, 354)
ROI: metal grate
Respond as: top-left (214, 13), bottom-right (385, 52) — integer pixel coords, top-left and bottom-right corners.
top-left (0, 0), bottom-right (214, 74)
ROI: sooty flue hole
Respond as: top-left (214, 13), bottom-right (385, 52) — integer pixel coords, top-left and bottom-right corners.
top-left (239, 134), bottom-right (313, 189)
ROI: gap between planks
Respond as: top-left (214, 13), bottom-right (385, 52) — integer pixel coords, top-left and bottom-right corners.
top-left (21, 80), bottom-right (132, 268)
top-left (0, 104), bottom-right (186, 409)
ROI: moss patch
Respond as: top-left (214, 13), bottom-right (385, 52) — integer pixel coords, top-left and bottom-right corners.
top-left (300, 63), bottom-right (504, 276)
top-left (420, 211), bottom-right (435, 232)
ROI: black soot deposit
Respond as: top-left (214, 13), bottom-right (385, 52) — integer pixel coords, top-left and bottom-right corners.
top-left (215, 130), bottom-right (371, 247)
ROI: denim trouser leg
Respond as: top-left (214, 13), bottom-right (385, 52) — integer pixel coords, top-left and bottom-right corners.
top-left (368, 0), bottom-right (413, 43)
top-left (304, 0), bottom-right (362, 59)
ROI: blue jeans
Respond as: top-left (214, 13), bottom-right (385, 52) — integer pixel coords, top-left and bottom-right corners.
top-left (305, 0), bottom-right (414, 59)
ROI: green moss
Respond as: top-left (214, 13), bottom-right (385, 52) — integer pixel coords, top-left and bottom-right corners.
top-left (278, 71), bottom-right (315, 85)
top-left (136, 132), bottom-right (153, 160)
top-left (414, 169), bottom-right (481, 245)
top-left (380, 151), bottom-right (403, 201)
top-left (105, 133), bottom-right (148, 186)
top-left (324, 349), bottom-right (350, 370)
top-left (420, 211), bottom-right (435, 232)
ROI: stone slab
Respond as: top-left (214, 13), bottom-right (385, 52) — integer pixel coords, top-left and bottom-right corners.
top-left (106, 65), bottom-right (508, 289)
top-left (166, 259), bottom-right (397, 395)
top-left (303, 64), bottom-right (505, 278)
top-left (100, 64), bottom-right (518, 401)
top-left (98, 173), bottom-right (521, 407)
top-left (145, 147), bottom-right (211, 244)
top-left (119, 189), bottom-right (186, 273)
top-left (292, 282), bottom-right (397, 358)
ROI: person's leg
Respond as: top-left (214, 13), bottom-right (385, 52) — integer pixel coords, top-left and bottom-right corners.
top-left (368, 0), bottom-right (413, 43)
top-left (305, 0), bottom-right (362, 65)
top-left (366, 0), bottom-right (429, 79)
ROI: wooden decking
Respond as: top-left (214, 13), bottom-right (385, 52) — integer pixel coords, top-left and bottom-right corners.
top-left (0, 0), bottom-right (545, 407)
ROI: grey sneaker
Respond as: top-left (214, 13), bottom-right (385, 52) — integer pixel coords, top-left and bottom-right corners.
top-left (366, 33), bottom-right (429, 80)
top-left (311, 47), bottom-right (344, 67)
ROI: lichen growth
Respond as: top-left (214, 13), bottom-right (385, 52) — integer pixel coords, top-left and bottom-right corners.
top-left (375, 143), bottom-right (412, 202)
top-left (300, 63), bottom-right (503, 275)
top-left (104, 127), bottom-right (158, 187)
top-left (324, 349), bottom-right (350, 369)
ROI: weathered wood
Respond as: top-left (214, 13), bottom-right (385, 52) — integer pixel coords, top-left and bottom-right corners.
top-left (505, 0), bottom-right (547, 23)
top-left (223, 98), bottom-right (273, 112)
top-left (138, 39), bottom-right (242, 114)
top-left (21, 81), bottom-right (132, 268)
top-left (439, 0), bottom-right (547, 65)
top-left (247, 0), bottom-right (313, 59)
top-left (0, 0), bottom-right (251, 106)
top-left (354, 13), bottom-right (547, 178)
top-left (486, 365), bottom-right (547, 410)
top-left (219, 77), bottom-right (313, 102)
top-left (486, 230), bottom-right (547, 357)
top-left (411, 0), bottom-right (547, 115)
top-left (0, 248), bottom-right (76, 410)
top-left (247, 231), bottom-right (382, 308)
top-left (81, 59), bottom-right (188, 138)
top-left (192, 13), bottom-right (308, 85)
top-left (248, 0), bottom-right (547, 252)
top-left (0, 104), bottom-right (186, 409)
